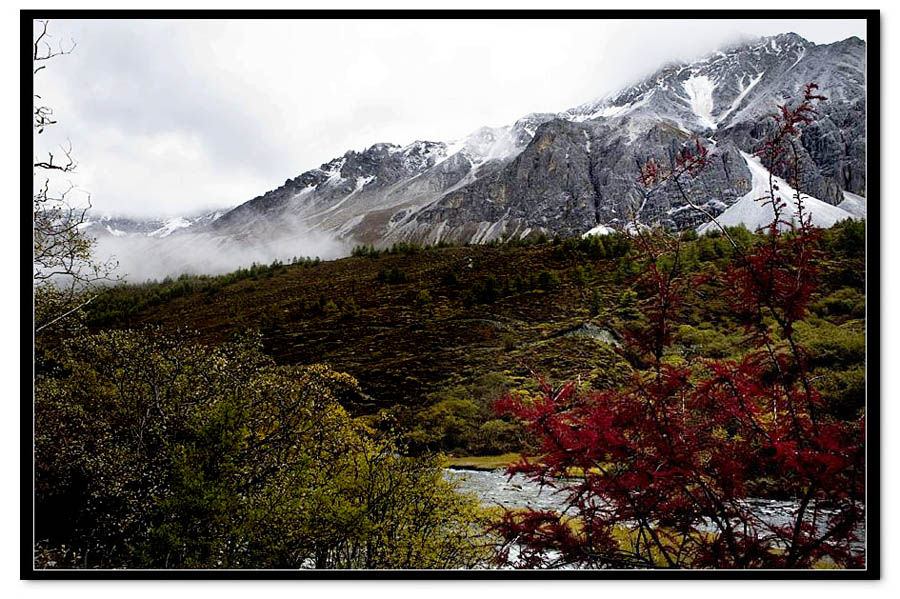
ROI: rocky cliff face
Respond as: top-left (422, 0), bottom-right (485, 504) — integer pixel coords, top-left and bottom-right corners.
top-left (107, 32), bottom-right (867, 253)
top-left (384, 32), bottom-right (865, 244)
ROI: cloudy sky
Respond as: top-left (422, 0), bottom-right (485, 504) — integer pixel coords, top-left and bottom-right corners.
top-left (33, 17), bottom-right (866, 219)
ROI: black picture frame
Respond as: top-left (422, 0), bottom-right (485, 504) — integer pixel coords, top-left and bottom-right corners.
top-left (22, 8), bottom-right (881, 580)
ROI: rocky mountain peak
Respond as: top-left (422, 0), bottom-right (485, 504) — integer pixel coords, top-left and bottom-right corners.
top-left (109, 32), bottom-right (867, 261)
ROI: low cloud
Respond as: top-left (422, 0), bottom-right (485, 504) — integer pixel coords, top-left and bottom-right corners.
top-left (94, 228), bottom-right (350, 283)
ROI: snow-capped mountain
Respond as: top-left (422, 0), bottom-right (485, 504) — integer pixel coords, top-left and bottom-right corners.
top-left (100, 32), bottom-right (866, 275)
top-left (83, 211), bottom-right (226, 240)
top-left (563, 33), bottom-right (854, 130)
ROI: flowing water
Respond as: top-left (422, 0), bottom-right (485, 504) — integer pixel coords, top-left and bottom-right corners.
top-left (445, 468), bottom-right (865, 557)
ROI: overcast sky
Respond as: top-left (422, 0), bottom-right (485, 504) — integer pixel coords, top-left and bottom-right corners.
top-left (33, 17), bottom-right (866, 219)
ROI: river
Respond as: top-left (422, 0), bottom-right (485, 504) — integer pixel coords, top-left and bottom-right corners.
top-left (445, 467), bottom-right (865, 556)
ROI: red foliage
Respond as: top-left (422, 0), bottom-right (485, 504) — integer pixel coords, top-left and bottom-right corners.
top-left (639, 138), bottom-right (712, 189)
top-left (752, 83), bottom-right (828, 233)
top-left (492, 85), bottom-right (865, 569)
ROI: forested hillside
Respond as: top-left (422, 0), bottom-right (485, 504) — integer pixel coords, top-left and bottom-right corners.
top-left (74, 220), bottom-right (865, 458)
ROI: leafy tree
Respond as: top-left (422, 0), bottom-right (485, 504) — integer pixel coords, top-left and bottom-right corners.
top-left (35, 328), bottom-right (492, 568)
top-left (493, 84), bottom-right (865, 569)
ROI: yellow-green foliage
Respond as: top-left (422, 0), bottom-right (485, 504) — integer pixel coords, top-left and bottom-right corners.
top-left (794, 320), bottom-right (865, 368)
top-left (790, 319), bottom-right (866, 419)
top-left (35, 328), bottom-right (493, 569)
top-left (674, 324), bottom-right (741, 359)
top-left (813, 287), bottom-right (866, 319)
top-left (386, 372), bottom-right (528, 455)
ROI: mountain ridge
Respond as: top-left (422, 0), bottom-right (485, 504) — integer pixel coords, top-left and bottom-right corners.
top-left (89, 32), bottom-right (867, 279)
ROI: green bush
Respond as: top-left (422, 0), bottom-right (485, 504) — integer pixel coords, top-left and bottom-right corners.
top-left (572, 265), bottom-right (591, 287)
top-left (34, 329), bottom-right (492, 569)
top-left (441, 268), bottom-right (460, 286)
top-left (679, 229), bottom-right (698, 242)
top-left (825, 218), bottom-right (865, 259)
top-left (351, 245), bottom-right (382, 258)
top-left (817, 365), bottom-right (866, 420)
top-left (377, 266), bottom-right (410, 284)
top-left (415, 289), bottom-right (433, 307)
top-left (590, 288), bottom-right (603, 316)
top-left (473, 419), bottom-right (524, 455)
top-left (813, 288), bottom-right (866, 319)
top-left (674, 324), bottom-right (738, 359)
top-left (340, 298), bottom-right (362, 320)
top-left (794, 321), bottom-right (865, 369)
top-left (321, 298), bottom-right (339, 315)
top-left (464, 275), bottom-right (501, 306)
top-left (536, 270), bottom-right (560, 291)
top-left (386, 242), bottom-right (422, 256)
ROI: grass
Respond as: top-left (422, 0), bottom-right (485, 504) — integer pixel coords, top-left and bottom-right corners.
top-left (444, 452), bottom-right (613, 479)
top-left (444, 453), bottom-right (523, 470)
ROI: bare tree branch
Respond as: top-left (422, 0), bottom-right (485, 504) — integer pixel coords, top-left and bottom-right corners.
top-left (33, 19), bottom-right (76, 71)
top-left (32, 20), bottom-right (118, 336)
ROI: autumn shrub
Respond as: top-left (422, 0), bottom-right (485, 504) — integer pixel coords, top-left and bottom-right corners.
top-left (495, 217), bottom-right (865, 570)
top-left (492, 84), bottom-right (866, 569)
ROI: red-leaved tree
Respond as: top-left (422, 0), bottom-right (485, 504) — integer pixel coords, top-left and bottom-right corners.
top-left (492, 84), bottom-right (865, 569)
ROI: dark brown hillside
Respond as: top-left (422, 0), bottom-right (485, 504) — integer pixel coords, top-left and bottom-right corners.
top-left (95, 243), bottom-right (630, 414)
top-left (83, 221), bottom-right (865, 453)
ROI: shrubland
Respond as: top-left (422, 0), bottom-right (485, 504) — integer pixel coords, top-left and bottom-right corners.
top-left (75, 219), bottom-right (865, 460)
top-left (35, 329), bottom-right (492, 568)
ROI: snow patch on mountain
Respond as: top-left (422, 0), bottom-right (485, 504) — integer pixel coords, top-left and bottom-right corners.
top-left (291, 185), bottom-right (317, 202)
top-left (682, 74), bottom-right (717, 130)
top-left (579, 92), bottom-right (654, 122)
top-left (786, 45), bottom-right (807, 71)
top-left (149, 217), bottom-right (192, 238)
top-left (462, 126), bottom-right (522, 166)
top-left (698, 152), bottom-right (856, 234)
top-left (718, 72), bottom-right (764, 124)
top-left (356, 175), bottom-right (375, 190)
top-left (838, 190), bottom-right (867, 218)
top-left (321, 158), bottom-right (347, 186)
top-left (582, 224), bottom-right (613, 237)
